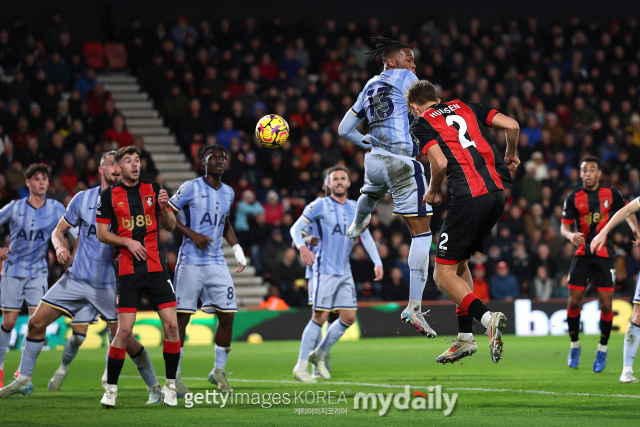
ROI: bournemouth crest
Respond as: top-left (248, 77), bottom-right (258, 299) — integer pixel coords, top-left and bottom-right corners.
top-left (145, 195), bottom-right (153, 207)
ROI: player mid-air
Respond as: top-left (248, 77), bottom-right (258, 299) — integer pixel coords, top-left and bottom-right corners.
top-left (168, 145), bottom-right (246, 396)
top-left (407, 80), bottom-right (520, 363)
top-left (0, 152), bottom-right (162, 402)
top-left (290, 166), bottom-right (383, 383)
top-left (561, 156), bottom-right (639, 372)
top-left (338, 37), bottom-right (436, 338)
top-left (0, 164), bottom-right (65, 388)
top-left (591, 191), bottom-right (640, 382)
top-left (96, 146), bottom-right (180, 407)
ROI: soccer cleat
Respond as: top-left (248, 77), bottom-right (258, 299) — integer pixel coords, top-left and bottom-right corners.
top-left (101, 367), bottom-right (108, 390)
top-left (163, 384), bottom-right (178, 406)
top-left (0, 379), bottom-right (34, 397)
top-left (311, 365), bottom-right (322, 379)
top-left (208, 367), bottom-right (233, 394)
top-left (175, 371), bottom-right (190, 398)
top-left (13, 369), bottom-right (19, 380)
top-left (347, 214), bottom-right (371, 240)
top-left (147, 385), bottom-right (163, 404)
top-left (593, 350), bottom-right (607, 373)
top-left (293, 368), bottom-right (317, 384)
top-left (487, 312), bottom-right (507, 363)
top-left (436, 337), bottom-right (478, 364)
top-left (308, 349), bottom-right (330, 379)
top-left (325, 351), bottom-right (331, 374)
top-left (0, 366), bottom-right (4, 388)
top-left (400, 309), bottom-right (437, 338)
top-left (101, 385), bottom-right (117, 408)
top-left (568, 346), bottom-right (581, 368)
top-left (620, 367), bottom-right (639, 383)
top-left (48, 367), bottom-right (68, 391)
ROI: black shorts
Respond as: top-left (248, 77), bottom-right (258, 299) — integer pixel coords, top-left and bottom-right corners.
top-left (567, 256), bottom-right (615, 292)
top-left (436, 190), bottom-right (505, 265)
top-left (116, 269), bottom-right (176, 313)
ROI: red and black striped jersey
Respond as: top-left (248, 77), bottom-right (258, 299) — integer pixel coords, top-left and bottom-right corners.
top-left (562, 186), bottom-right (627, 258)
top-left (96, 180), bottom-right (164, 276)
top-left (410, 99), bottom-right (512, 201)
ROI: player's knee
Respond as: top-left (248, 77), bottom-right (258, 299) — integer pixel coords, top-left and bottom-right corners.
top-left (116, 326), bottom-right (133, 339)
top-left (313, 311), bottom-right (329, 324)
top-left (218, 313), bottom-right (234, 329)
top-left (567, 297), bottom-right (581, 311)
top-left (600, 303), bottom-right (612, 314)
top-left (162, 319), bottom-right (179, 335)
top-left (340, 312), bottom-right (356, 325)
top-left (2, 316), bottom-right (17, 330)
top-left (27, 316), bottom-right (46, 334)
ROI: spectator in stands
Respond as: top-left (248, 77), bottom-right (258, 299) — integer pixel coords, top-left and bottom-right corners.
top-left (171, 15), bottom-right (198, 47)
top-left (10, 116), bottom-right (36, 152)
top-left (235, 189), bottom-right (265, 245)
top-left (43, 51), bottom-right (69, 91)
top-left (472, 264), bottom-right (490, 303)
top-left (260, 228), bottom-right (289, 278)
top-left (64, 119), bottom-right (91, 153)
top-left (86, 82), bottom-right (112, 117)
top-left (532, 266), bottom-right (553, 300)
top-left (382, 267), bottom-right (408, 301)
top-left (553, 274), bottom-right (570, 299)
top-left (263, 191), bottom-right (284, 226)
top-left (524, 151), bottom-right (550, 181)
top-left (105, 115), bottom-right (134, 148)
top-left (489, 261), bottom-right (520, 301)
top-left (216, 117), bottom-right (242, 150)
top-left (163, 83), bottom-right (189, 131)
top-left (271, 247), bottom-right (306, 306)
top-left (55, 99), bottom-right (72, 135)
top-left (180, 98), bottom-right (208, 149)
top-left (74, 68), bottom-right (97, 99)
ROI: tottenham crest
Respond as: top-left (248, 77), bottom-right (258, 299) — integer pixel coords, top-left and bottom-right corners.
top-left (145, 196), bottom-right (153, 207)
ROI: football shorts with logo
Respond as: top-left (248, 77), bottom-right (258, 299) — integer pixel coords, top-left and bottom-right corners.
top-left (174, 263), bottom-right (237, 314)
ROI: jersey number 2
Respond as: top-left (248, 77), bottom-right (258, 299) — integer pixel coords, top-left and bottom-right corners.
top-left (366, 87), bottom-right (395, 120)
top-left (446, 115), bottom-right (476, 149)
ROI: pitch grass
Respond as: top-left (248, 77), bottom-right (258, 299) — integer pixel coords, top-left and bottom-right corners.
top-left (1, 334), bottom-right (638, 426)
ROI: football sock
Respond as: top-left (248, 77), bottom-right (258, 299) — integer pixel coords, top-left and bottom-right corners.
top-left (623, 322), bottom-right (640, 368)
top-left (567, 307), bottom-right (581, 343)
top-left (16, 337), bottom-right (44, 381)
top-left (319, 319), bottom-right (350, 353)
top-left (600, 311), bottom-right (614, 346)
top-left (456, 306), bottom-right (473, 340)
top-left (131, 346), bottom-right (159, 387)
top-left (297, 320), bottom-right (322, 369)
top-left (461, 294), bottom-right (491, 327)
top-left (354, 194), bottom-right (377, 226)
top-left (163, 340), bottom-right (181, 381)
top-left (214, 346), bottom-right (230, 368)
top-left (0, 325), bottom-right (12, 366)
top-left (107, 346), bottom-right (126, 385)
top-left (61, 333), bottom-right (86, 367)
top-left (408, 232), bottom-right (432, 308)
top-left (177, 347), bottom-right (184, 372)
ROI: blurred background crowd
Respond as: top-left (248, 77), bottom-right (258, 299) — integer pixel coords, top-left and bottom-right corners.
top-left (1, 12), bottom-right (640, 306)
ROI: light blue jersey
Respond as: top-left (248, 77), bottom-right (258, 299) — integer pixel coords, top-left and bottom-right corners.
top-left (0, 198), bottom-right (65, 278)
top-left (350, 68), bottom-right (418, 157)
top-left (303, 221), bottom-right (321, 280)
top-left (169, 177), bottom-right (235, 266)
top-left (63, 187), bottom-right (116, 289)
top-left (301, 197), bottom-right (358, 276)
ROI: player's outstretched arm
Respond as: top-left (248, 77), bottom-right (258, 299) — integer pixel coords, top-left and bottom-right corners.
top-left (290, 216), bottom-right (315, 266)
top-left (360, 229), bottom-right (384, 281)
top-left (52, 217), bottom-right (72, 265)
top-left (223, 216), bottom-right (246, 272)
top-left (591, 200), bottom-right (640, 252)
top-left (490, 113), bottom-right (520, 172)
top-left (97, 223), bottom-right (147, 261)
top-left (338, 110), bottom-right (377, 149)
top-left (423, 144), bottom-right (447, 206)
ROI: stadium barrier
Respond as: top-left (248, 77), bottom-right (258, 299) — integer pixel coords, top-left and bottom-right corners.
top-left (7, 298), bottom-right (634, 349)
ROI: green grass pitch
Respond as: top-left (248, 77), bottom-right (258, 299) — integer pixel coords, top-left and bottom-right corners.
top-left (1, 334), bottom-right (638, 426)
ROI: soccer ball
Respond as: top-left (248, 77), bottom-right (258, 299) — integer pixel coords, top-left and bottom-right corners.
top-left (247, 333), bottom-right (263, 344)
top-left (255, 114), bottom-right (289, 148)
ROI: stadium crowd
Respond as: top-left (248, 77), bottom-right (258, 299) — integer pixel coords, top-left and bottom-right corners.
top-left (1, 13), bottom-right (640, 306)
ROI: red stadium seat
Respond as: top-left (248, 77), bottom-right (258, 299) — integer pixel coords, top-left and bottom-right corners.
top-left (105, 43), bottom-right (128, 71)
top-left (83, 42), bottom-right (105, 71)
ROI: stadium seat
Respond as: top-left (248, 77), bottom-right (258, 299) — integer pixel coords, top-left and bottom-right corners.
top-left (105, 43), bottom-right (128, 71)
top-left (83, 42), bottom-right (105, 71)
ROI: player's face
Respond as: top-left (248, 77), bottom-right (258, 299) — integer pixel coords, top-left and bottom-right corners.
top-left (329, 170), bottom-right (350, 196)
top-left (390, 48), bottom-right (416, 74)
top-left (203, 150), bottom-right (227, 176)
top-left (99, 154), bottom-right (121, 186)
top-left (580, 161), bottom-right (601, 189)
top-left (116, 154), bottom-right (140, 183)
top-left (26, 172), bottom-right (49, 196)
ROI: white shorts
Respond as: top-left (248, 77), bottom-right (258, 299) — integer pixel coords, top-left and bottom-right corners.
top-left (361, 148), bottom-right (432, 217)
top-left (0, 276), bottom-right (48, 311)
top-left (312, 272), bottom-right (357, 312)
top-left (174, 264), bottom-right (237, 314)
top-left (71, 305), bottom-right (100, 325)
top-left (41, 274), bottom-right (118, 322)
top-left (634, 274), bottom-right (640, 305)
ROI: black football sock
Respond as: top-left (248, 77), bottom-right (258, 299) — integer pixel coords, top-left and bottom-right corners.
top-left (600, 311), bottom-right (614, 346)
top-left (107, 346), bottom-right (126, 385)
top-left (456, 306), bottom-right (473, 333)
top-left (567, 308), bottom-right (581, 343)
top-left (163, 340), bottom-right (181, 380)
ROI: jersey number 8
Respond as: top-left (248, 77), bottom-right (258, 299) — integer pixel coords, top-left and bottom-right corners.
top-left (121, 214), bottom-right (153, 231)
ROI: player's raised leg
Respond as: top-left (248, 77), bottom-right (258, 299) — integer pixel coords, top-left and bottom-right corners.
top-left (347, 195), bottom-right (375, 239)
top-left (594, 290), bottom-right (614, 373)
top-left (621, 302), bottom-right (640, 382)
top-left (567, 288), bottom-right (584, 368)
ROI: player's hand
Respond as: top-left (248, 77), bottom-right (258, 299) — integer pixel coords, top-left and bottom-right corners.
top-left (55, 245), bottom-right (71, 264)
top-left (373, 265), bottom-right (384, 281)
top-left (299, 246), bottom-right (315, 266)
top-left (632, 229), bottom-right (640, 247)
top-left (126, 239), bottom-right (148, 261)
top-left (158, 189), bottom-right (169, 210)
top-left (423, 191), bottom-right (441, 207)
top-left (191, 232), bottom-right (213, 249)
top-left (0, 248), bottom-right (12, 261)
top-left (590, 232), bottom-right (606, 252)
top-left (572, 232), bottom-right (585, 246)
top-left (232, 244), bottom-right (246, 273)
top-left (504, 153), bottom-right (520, 172)
top-left (303, 235), bottom-right (319, 247)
